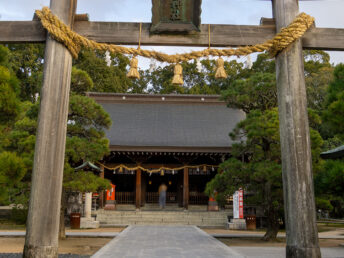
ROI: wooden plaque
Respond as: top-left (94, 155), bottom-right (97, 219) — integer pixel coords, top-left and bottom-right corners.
top-left (151, 0), bottom-right (202, 33)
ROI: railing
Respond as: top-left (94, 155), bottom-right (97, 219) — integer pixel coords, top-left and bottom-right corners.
top-left (146, 192), bottom-right (177, 203)
top-left (189, 192), bottom-right (208, 205)
top-left (116, 192), bottom-right (134, 204)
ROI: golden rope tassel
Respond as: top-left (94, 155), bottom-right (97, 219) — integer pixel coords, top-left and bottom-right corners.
top-left (172, 64), bottom-right (184, 85)
top-left (119, 166), bottom-right (123, 173)
top-left (127, 57), bottom-right (140, 79)
top-left (215, 57), bottom-right (227, 79)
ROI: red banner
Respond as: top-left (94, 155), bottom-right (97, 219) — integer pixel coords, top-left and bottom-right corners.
top-left (106, 184), bottom-right (116, 201)
top-left (238, 189), bottom-right (244, 219)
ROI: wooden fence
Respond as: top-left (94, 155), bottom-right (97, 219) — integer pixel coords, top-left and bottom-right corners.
top-left (189, 192), bottom-right (208, 205)
top-left (146, 192), bottom-right (177, 203)
top-left (116, 192), bottom-right (134, 204)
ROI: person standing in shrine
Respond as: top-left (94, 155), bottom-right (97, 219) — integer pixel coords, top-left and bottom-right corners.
top-left (158, 183), bottom-right (167, 209)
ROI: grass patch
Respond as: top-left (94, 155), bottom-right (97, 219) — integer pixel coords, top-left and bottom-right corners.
top-left (317, 222), bottom-right (344, 233)
top-left (0, 219), bottom-right (25, 230)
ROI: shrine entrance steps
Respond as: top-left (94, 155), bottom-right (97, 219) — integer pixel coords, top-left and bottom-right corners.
top-left (142, 203), bottom-right (184, 211)
top-left (113, 204), bottom-right (209, 211)
top-left (95, 209), bottom-right (229, 228)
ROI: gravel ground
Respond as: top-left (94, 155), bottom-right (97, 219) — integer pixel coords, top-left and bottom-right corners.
top-left (0, 254), bottom-right (89, 258)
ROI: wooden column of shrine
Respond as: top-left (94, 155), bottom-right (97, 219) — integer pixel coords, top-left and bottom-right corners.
top-left (183, 166), bottom-right (189, 210)
top-left (136, 167), bottom-right (142, 209)
top-left (99, 164), bottom-right (105, 208)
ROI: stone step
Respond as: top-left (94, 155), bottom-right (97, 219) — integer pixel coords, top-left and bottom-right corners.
top-left (95, 209), bottom-right (229, 227)
top-left (97, 216), bottom-right (227, 222)
top-left (97, 210), bottom-right (228, 215)
top-left (97, 212), bottom-right (228, 216)
top-left (100, 222), bottom-right (227, 227)
top-left (98, 217), bottom-right (226, 222)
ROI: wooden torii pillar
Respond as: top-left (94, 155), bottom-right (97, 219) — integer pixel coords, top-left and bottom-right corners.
top-left (23, 0), bottom-right (76, 257)
top-left (273, 1), bottom-right (320, 257)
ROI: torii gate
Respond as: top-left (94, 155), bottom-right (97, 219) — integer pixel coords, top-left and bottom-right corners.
top-left (1, 0), bottom-right (344, 257)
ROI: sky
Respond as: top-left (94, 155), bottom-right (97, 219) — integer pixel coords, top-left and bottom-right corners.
top-left (1, 0), bottom-right (344, 68)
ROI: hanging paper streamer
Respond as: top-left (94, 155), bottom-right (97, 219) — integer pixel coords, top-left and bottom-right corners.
top-left (215, 57), bottom-right (227, 79)
top-left (149, 59), bottom-right (157, 73)
top-left (245, 55), bottom-right (253, 69)
top-left (196, 59), bottom-right (202, 73)
top-left (172, 64), bottom-right (184, 85)
top-left (127, 57), bottom-right (140, 79)
top-left (105, 51), bottom-right (111, 67)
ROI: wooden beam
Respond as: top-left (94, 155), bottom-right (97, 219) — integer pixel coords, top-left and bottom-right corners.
top-left (0, 21), bottom-right (46, 43)
top-left (273, 0), bottom-right (320, 257)
top-left (23, 0), bottom-right (77, 257)
top-left (74, 14), bottom-right (89, 21)
top-left (33, 13), bottom-right (89, 22)
top-left (1, 20), bottom-right (344, 51)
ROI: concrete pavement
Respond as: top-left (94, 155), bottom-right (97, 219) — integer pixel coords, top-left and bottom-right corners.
top-left (92, 225), bottom-right (244, 258)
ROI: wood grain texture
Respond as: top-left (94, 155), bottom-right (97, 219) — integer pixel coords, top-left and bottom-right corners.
top-left (136, 168), bottom-right (142, 209)
top-left (183, 167), bottom-right (189, 209)
top-left (23, 0), bottom-right (76, 257)
top-left (273, 0), bottom-right (321, 257)
top-left (99, 165), bottom-right (105, 209)
top-left (1, 20), bottom-right (344, 50)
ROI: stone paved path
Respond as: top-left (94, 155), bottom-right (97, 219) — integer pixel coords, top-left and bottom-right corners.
top-left (91, 225), bottom-right (244, 258)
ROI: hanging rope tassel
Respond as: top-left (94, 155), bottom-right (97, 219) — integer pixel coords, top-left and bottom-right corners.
top-left (172, 64), bottom-right (184, 85)
top-left (215, 57), bottom-right (227, 79)
top-left (127, 57), bottom-right (140, 79)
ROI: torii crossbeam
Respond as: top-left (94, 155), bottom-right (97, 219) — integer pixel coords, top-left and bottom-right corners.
top-left (1, 0), bottom-right (343, 257)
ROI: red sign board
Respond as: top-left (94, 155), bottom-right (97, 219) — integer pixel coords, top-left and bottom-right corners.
top-left (238, 189), bottom-right (244, 219)
top-left (233, 189), bottom-right (244, 219)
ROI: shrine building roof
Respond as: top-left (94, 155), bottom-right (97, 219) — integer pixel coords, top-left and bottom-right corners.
top-left (87, 93), bottom-right (245, 154)
top-left (321, 145), bottom-right (344, 160)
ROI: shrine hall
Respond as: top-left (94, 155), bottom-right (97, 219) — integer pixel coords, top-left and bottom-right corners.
top-left (88, 93), bottom-right (245, 210)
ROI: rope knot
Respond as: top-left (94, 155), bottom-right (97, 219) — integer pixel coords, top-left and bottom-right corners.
top-left (268, 12), bottom-right (315, 57)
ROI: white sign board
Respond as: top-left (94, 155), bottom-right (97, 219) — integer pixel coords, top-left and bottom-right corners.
top-left (233, 190), bottom-right (244, 219)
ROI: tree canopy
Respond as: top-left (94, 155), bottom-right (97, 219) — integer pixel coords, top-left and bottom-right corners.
top-left (206, 52), bottom-right (329, 240)
top-left (0, 45), bottom-right (112, 223)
